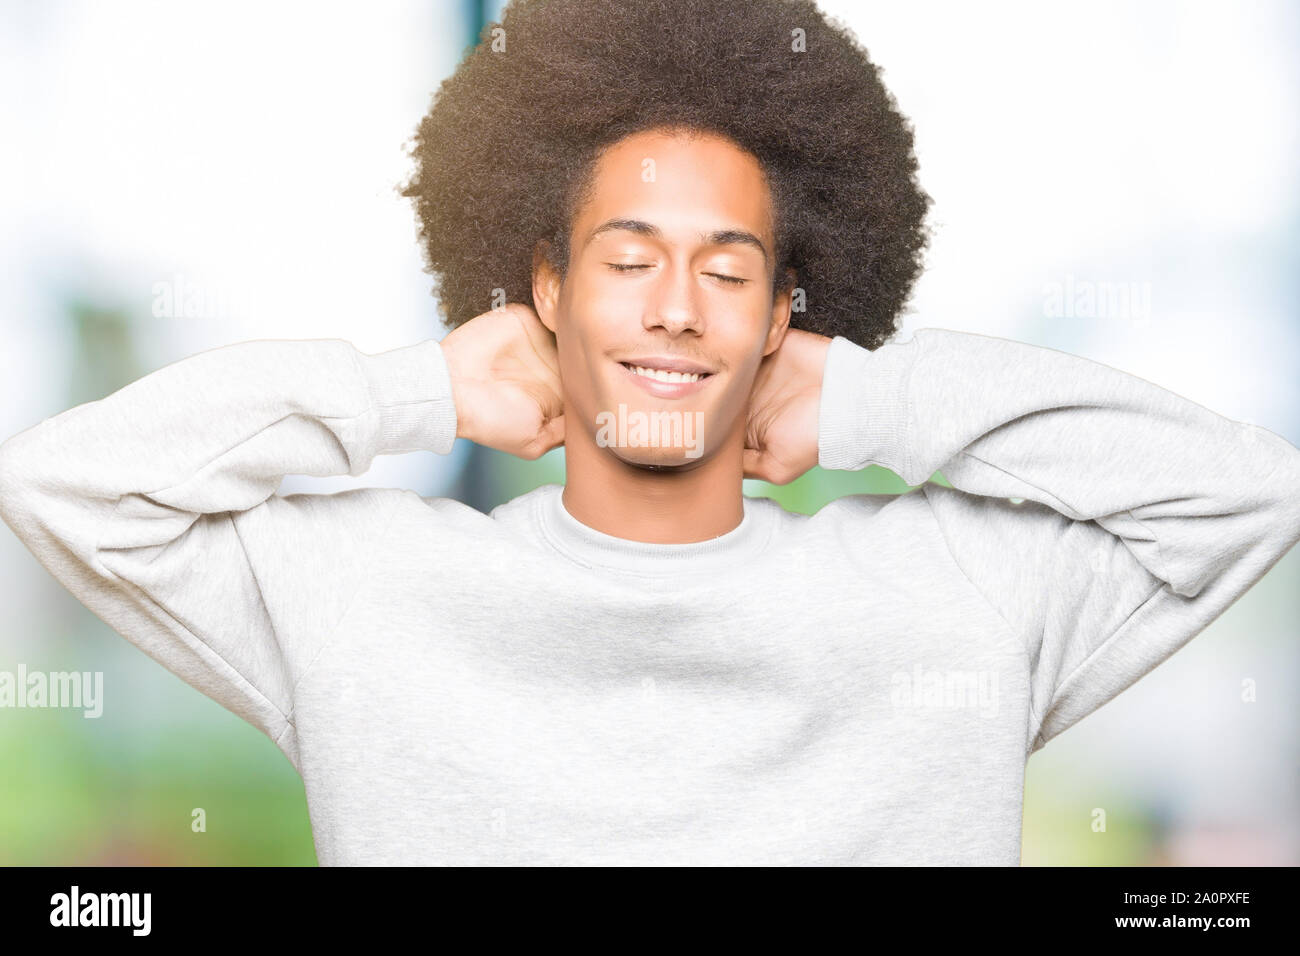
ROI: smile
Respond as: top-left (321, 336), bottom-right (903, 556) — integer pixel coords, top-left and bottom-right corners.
top-left (617, 361), bottom-right (714, 398)
top-left (626, 365), bottom-right (706, 384)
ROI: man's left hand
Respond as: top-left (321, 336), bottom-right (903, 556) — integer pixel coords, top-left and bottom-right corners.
top-left (743, 328), bottom-right (833, 484)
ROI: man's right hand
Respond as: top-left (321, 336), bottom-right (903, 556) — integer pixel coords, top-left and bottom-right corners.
top-left (440, 303), bottom-right (566, 459)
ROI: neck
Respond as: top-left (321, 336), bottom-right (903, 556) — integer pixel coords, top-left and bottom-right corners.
top-left (561, 417), bottom-right (746, 544)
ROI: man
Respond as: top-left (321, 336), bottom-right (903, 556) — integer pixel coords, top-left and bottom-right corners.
top-left (2, 0), bottom-right (1298, 865)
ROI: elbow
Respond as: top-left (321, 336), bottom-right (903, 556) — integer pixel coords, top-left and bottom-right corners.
top-left (0, 436), bottom-right (26, 523)
top-left (1283, 469), bottom-right (1300, 547)
top-left (1245, 432), bottom-right (1300, 547)
top-left (1255, 455), bottom-right (1300, 561)
top-left (1269, 446), bottom-right (1300, 536)
top-left (0, 430), bottom-right (46, 531)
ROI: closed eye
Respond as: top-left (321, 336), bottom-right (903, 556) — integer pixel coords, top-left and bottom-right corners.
top-left (604, 263), bottom-right (748, 286)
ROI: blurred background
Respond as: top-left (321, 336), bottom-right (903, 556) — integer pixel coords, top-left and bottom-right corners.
top-left (0, 0), bottom-right (1296, 865)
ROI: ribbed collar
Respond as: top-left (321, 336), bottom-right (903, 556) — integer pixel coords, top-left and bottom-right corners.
top-left (532, 483), bottom-right (779, 578)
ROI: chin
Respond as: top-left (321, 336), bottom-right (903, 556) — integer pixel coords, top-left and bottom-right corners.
top-left (590, 396), bottom-right (711, 469)
top-left (608, 446), bottom-right (709, 471)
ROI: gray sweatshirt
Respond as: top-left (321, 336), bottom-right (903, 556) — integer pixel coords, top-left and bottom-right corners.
top-left (1, 328), bottom-right (1297, 865)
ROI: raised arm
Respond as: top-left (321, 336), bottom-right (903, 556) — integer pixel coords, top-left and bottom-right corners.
top-left (0, 336), bottom-right (458, 764)
top-left (817, 327), bottom-right (1300, 752)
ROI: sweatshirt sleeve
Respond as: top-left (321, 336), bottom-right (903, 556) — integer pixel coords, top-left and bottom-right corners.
top-left (817, 328), bottom-right (1300, 755)
top-left (0, 337), bottom-right (458, 766)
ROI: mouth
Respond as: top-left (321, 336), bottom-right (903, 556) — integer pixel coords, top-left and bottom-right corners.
top-left (617, 359), bottom-right (715, 398)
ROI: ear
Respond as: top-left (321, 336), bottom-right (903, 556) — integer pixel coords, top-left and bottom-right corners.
top-left (762, 267), bottom-right (797, 357)
top-left (532, 240), bottom-right (562, 334)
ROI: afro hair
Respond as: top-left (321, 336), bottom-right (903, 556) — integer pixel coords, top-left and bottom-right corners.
top-left (398, 0), bottom-right (932, 351)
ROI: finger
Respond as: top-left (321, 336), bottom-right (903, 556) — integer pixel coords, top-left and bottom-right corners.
top-left (742, 447), bottom-right (770, 482)
top-left (538, 413), bottom-right (566, 454)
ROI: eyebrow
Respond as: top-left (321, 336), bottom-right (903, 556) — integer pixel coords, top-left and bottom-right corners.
top-left (584, 218), bottom-right (770, 266)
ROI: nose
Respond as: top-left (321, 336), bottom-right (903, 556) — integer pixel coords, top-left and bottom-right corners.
top-left (643, 261), bottom-right (704, 337)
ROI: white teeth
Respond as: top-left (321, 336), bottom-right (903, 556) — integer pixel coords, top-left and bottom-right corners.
top-left (629, 365), bottom-right (702, 384)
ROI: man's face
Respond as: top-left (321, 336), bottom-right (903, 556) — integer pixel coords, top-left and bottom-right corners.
top-left (534, 127), bottom-right (791, 468)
